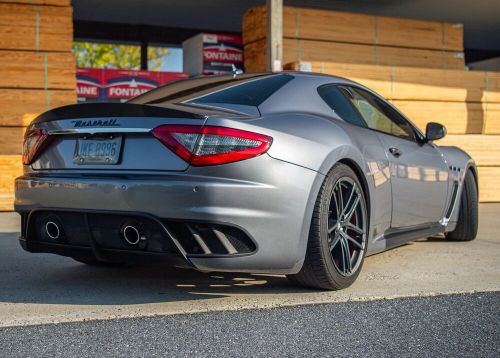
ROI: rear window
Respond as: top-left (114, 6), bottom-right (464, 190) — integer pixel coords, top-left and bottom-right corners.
top-left (190, 74), bottom-right (293, 106)
top-left (130, 73), bottom-right (293, 107)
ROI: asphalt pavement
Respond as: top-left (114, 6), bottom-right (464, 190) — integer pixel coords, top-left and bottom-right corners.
top-left (0, 204), bottom-right (499, 327)
top-left (0, 204), bottom-right (499, 357)
top-left (0, 292), bottom-right (498, 357)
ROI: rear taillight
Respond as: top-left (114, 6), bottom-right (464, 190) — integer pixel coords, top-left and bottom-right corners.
top-left (22, 128), bottom-right (51, 165)
top-left (152, 125), bottom-right (273, 166)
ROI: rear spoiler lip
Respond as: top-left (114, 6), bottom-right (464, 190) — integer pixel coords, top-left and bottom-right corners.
top-left (31, 102), bottom-right (205, 125)
top-left (46, 127), bottom-right (152, 136)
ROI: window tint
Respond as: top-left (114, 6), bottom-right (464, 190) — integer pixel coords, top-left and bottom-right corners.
top-left (318, 85), bottom-right (366, 127)
top-left (341, 86), bottom-right (416, 141)
top-left (191, 74), bottom-right (293, 106)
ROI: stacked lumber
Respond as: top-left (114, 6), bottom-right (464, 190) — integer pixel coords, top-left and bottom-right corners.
top-left (0, 0), bottom-right (76, 210)
top-left (285, 61), bottom-right (500, 135)
top-left (0, 155), bottom-right (23, 211)
top-left (285, 60), bottom-right (500, 202)
top-left (0, 3), bottom-right (72, 51)
top-left (439, 135), bottom-right (500, 202)
top-left (243, 5), bottom-right (464, 72)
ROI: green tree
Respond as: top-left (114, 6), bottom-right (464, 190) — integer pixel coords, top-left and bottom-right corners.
top-left (73, 42), bottom-right (171, 71)
top-left (148, 47), bottom-right (170, 71)
top-left (73, 41), bottom-right (141, 69)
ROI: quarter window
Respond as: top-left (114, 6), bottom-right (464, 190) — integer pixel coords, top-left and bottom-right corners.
top-left (318, 85), bottom-right (367, 127)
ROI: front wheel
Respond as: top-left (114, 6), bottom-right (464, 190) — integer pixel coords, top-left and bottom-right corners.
top-left (287, 163), bottom-right (368, 290)
top-left (446, 170), bottom-right (478, 241)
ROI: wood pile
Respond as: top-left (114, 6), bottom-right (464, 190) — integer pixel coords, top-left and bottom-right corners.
top-left (243, 5), bottom-right (465, 72)
top-left (285, 61), bottom-right (500, 202)
top-left (0, 0), bottom-right (76, 210)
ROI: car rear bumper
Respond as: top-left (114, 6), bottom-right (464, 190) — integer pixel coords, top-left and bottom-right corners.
top-left (15, 155), bottom-right (324, 274)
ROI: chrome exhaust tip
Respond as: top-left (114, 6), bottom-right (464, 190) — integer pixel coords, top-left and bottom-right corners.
top-left (122, 225), bottom-right (144, 245)
top-left (45, 221), bottom-right (61, 240)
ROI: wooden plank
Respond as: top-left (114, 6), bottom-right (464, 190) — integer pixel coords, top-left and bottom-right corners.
top-left (391, 100), bottom-right (486, 134)
top-left (285, 61), bottom-right (500, 135)
top-left (443, 23), bottom-right (464, 53)
top-left (377, 46), bottom-right (464, 70)
top-left (0, 154), bottom-right (22, 192)
top-left (243, 5), bottom-right (463, 51)
top-left (242, 5), bottom-right (267, 45)
top-left (292, 61), bottom-right (394, 96)
top-left (244, 39), bottom-right (267, 72)
top-left (477, 166), bottom-right (500, 202)
top-left (0, 154), bottom-right (22, 211)
top-left (0, 0), bottom-right (70, 6)
top-left (0, 4), bottom-right (72, 31)
top-left (391, 66), bottom-right (484, 102)
top-left (436, 135), bottom-right (500, 166)
top-left (285, 61), bottom-right (497, 103)
top-left (0, 195), bottom-right (14, 211)
top-left (0, 51), bottom-right (76, 89)
top-left (377, 16), bottom-right (463, 51)
top-left (0, 89), bottom-right (75, 126)
top-left (269, 40), bottom-right (464, 70)
top-left (484, 102), bottom-right (500, 134)
top-left (283, 38), bottom-right (376, 67)
top-left (0, 3), bottom-right (73, 52)
top-left (486, 72), bottom-right (500, 103)
top-left (0, 127), bottom-right (26, 155)
top-left (295, 7), bottom-right (375, 45)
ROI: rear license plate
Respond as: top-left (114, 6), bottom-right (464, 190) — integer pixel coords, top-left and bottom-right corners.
top-left (73, 136), bottom-right (122, 165)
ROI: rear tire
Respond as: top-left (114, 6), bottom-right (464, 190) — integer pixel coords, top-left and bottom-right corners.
top-left (446, 170), bottom-right (478, 241)
top-left (287, 163), bottom-right (368, 290)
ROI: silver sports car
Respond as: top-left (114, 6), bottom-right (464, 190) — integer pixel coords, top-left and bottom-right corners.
top-left (15, 72), bottom-right (478, 290)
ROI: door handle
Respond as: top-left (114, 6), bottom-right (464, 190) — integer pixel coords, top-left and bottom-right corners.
top-left (389, 147), bottom-right (402, 158)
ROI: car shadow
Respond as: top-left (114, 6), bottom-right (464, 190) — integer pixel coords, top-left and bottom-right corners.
top-left (0, 233), bottom-right (314, 306)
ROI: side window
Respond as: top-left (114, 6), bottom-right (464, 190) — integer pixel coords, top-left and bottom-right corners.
top-left (340, 86), bottom-right (416, 141)
top-left (317, 85), bottom-right (367, 128)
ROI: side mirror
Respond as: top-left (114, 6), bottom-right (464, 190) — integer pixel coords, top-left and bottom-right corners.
top-left (426, 122), bottom-right (447, 142)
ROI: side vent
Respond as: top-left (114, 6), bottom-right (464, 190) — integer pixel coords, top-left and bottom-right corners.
top-left (445, 181), bottom-right (459, 219)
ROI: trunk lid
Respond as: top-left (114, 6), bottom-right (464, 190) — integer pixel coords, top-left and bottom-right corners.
top-left (28, 102), bottom-right (249, 172)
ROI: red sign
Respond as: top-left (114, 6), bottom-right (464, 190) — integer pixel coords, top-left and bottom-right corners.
top-left (76, 68), bottom-right (102, 98)
top-left (76, 68), bottom-right (188, 102)
top-left (201, 33), bottom-right (243, 75)
top-left (104, 70), bottom-right (161, 99)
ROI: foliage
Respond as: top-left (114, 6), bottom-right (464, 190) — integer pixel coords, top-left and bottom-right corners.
top-left (148, 47), bottom-right (170, 71)
top-left (73, 42), bottom-right (170, 71)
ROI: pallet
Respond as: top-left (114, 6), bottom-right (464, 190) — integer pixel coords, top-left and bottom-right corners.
top-left (0, 89), bottom-right (75, 126)
top-left (0, 50), bottom-right (76, 89)
top-left (242, 5), bottom-right (463, 51)
top-left (0, 3), bottom-right (73, 52)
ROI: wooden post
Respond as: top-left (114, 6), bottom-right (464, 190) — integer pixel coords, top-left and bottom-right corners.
top-left (266, 0), bottom-right (283, 71)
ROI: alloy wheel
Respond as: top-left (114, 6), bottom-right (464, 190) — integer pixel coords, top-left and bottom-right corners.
top-left (327, 177), bottom-right (367, 276)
